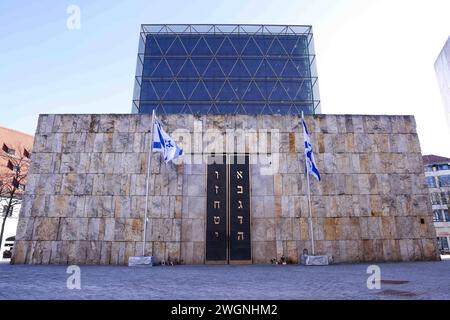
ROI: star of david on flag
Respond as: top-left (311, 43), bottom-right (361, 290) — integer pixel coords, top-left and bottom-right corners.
top-left (302, 117), bottom-right (321, 181)
top-left (152, 118), bottom-right (183, 163)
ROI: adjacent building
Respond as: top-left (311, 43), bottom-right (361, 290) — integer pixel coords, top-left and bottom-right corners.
top-left (423, 154), bottom-right (450, 254)
top-left (434, 36), bottom-right (450, 130)
top-left (0, 126), bottom-right (33, 258)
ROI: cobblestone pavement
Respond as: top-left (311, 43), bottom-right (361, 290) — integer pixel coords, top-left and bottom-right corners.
top-left (0, 260), bottom-right (449, 300)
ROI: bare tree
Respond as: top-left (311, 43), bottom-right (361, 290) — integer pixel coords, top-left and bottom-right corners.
top-left (0, 149), bottom-right (30, 250)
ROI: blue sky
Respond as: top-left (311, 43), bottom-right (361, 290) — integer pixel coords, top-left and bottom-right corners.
top-left (0, 0), bottom-right (449, 156)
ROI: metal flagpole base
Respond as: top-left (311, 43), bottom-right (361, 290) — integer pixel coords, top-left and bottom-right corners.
top-left (128, 256), bottom-right (156, 267)
top-left (300, 255), bottom-right (331, 266)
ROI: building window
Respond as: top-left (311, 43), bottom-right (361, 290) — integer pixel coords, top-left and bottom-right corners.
top-left (441, 192), bottom-right (449, 204)
top-left (2, 143), bottom-right (15, 155)
top-left (443, 209), bottom-right (450, 222)
top-left (23, 148), bottom-right (30, 158)
top-left (438, 164), bottom-right (450, 171)
top-left (437, 237), bottom-right (449, 251)
top-left (424, 165), bottom-right (433, 172)
top-left (431, 192), bottom-right (441, 205)
top-left (438, 175), bottom-right (450, 187)
top-left (426, 176), bottom-right (437, 188)
top-left (433, 210), bottom-right (443, 222)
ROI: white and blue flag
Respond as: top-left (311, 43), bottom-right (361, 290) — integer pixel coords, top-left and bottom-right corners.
top-left (152, 118), bottom-right (183, 163)
top-left (302, 117), bottom-right (321, 181)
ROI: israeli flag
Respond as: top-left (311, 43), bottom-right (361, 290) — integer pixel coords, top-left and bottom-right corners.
top-left (152, 118), bottom-right (183, 163)
top-left (302, 117), bottom-right (321, 181)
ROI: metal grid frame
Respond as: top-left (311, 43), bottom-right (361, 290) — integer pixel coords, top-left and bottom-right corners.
top-left (132, 24), bottom-right (321, 115)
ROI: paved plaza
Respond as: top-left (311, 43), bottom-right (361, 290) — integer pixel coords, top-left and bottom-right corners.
top-left (0, 259), bottom-right (449, 300)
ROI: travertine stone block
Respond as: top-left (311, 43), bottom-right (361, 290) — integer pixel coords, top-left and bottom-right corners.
top-left (12, 114), bottom-right (438, 265)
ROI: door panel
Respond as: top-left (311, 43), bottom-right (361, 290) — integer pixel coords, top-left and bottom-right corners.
top-left (206, 154), bottom-right (227, 262)
top-left (229, 154), bottom-right (251, 262)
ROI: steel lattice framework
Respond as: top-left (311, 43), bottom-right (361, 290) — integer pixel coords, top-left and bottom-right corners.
top-left (132, 24), bottom-right (321, 115)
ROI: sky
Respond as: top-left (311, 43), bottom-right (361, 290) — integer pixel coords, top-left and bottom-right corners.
top-left (0, 0), bottom-right (449, 156)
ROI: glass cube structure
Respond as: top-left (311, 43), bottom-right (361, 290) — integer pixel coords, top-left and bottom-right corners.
top-left (132, 24), bottom-right (321, 115)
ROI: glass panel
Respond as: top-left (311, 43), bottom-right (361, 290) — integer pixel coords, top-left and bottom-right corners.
top-left (190, 81), bottom-right (211, 101)
top-left (204, 80), bottom-right (222, 100)
top-left (177, 80), bottom-right (198, 99)
top-left (241, 58), bottom-right (262, 77)
top-left (269, 81), bottom-right (290, 101)
top-left (255, 60), bottom-right (276, 78)
top-left (142, 58), bottom-right (161, 77)
top-left (242, 81), bottom-right (264, 101)
top-left (426, 176), bottom-right (437, 188)
top-left (145, 36), bottom-right (163, 55)
top-left (204, 59), bottom-right (223, 78)
top-left (140, 80), bottom-right (158, 100)
top-left (191, 37), bottom-right (213, 56)
top-left (228, 36), bottom-right (248, 55)
top-left (295, 81), bottom-right (313, 100)
top-left (151, 80), bottom-right (172, 99)
top-left (166, 58), bottom-right (185, 76)
top-left (292, 58), bottom-right (310, 77)
top-left (443, 210), bottom-right (450, 222)
top-left (191, 58), bottom-right (211, 76)
top-left (256, 80), bottom-right (276, 100)
top-left (217, 58), bottom-right (236, 77)
top-left (253, 36), bottom-right (273, 55)
top-left (242, 37), bottom-right (262, 56)
top-left (433, 210), bottom-right (442, 222)
top-left (229, 80), bottom-right (250, 100)
top-left (154, 36), bottom-right (176, 54)
top-left (204, 36), bottom-right (225, 54)
top-left (152, 59), bottom-right (173, 77)
top-left (229, 59), bottom-right (250, 78)
top-left (438, 175), bottom-right (450, 187)
top-left (217, 81), bottom-right (238, 101)
top-left (291, 36), bottom-right (308, 56)
top-left (178, 59), bottom-right (198, 77)
top-left (267, 58), bottom-right (287, 76)
top-left (278, 36), bottom-right (298, 55)
top-left (217, 37), bottom-right (238, 56)
top-left (166, 37), bottom-right (187, 55)
top-left (179, 36), bottom-right (200, 54)
top-left (164, 81), bottom-right (184, 101)
top-left (267, 38), bottom-right (288, 55)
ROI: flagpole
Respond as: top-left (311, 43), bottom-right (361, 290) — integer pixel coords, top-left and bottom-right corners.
top-left (142, 109), bottom-right (156, 256)
top-left (302, 111), bottom-right (315, 256)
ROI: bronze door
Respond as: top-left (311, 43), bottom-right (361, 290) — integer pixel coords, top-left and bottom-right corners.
top-left (206, 154), bottom-right (251, 264)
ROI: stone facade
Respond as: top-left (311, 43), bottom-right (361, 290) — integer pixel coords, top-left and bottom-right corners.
top-left (12, 114), bottom-right (439, 264)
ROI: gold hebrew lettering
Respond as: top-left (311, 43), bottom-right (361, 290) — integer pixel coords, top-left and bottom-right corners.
top-left (237, 185), bottom-right (243, 194)
top-left (237, 232), bottom-right (244, 241)
top-left (215, 231), bottom-right (219, 238)
top-left (237, 216), bottom-right (243, 224)
top-left (237, 171), bottom-right (243, 179)
top-left (215, 185), bottom-right (219, 194)
top-left (238, 200), bottom-right (243, 209)
top-left (214, 216), bottom-right (220, 224)
top-left (214, 201), bottom-right (220, 209)
top-left (215, 171), bottom-right (219, 179)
